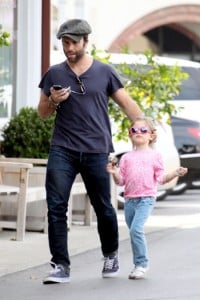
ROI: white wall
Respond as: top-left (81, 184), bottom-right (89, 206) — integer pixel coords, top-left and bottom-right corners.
top-left (86, 0), bottom-right (200, 50)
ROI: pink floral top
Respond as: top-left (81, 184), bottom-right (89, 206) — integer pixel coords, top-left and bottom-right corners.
top-left (117, 148), bottom-right (165, 199)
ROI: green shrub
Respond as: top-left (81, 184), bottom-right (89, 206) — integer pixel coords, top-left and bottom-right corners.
top-left (1, 107), bottom-right (55, 158)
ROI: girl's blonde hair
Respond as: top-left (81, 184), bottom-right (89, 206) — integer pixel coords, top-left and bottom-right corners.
top-left (129, 116), bottom-right (157, 145)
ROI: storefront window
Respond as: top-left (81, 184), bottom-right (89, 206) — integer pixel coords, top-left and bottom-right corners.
top-left (0, 0), bottom-right (15, 130)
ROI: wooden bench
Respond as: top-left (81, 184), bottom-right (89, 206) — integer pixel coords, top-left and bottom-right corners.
top-left (68, 181), bottom-right (91, 227)
top-left (0, 161), bottom-right (36, 241)
top-left (0, 157), bottom-right (117, 241)
top-left (0, 158), bottom-right (92, 240)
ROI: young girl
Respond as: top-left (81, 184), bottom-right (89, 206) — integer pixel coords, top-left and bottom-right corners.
top-left (107, 116), bottom-right (188, 280)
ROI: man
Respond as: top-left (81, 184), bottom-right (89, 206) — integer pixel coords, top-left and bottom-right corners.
top-left (38, 18), bottom-right (142, 284)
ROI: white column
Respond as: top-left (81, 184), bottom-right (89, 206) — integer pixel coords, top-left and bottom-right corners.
top-left (16, 0), bottom-right (42, 111)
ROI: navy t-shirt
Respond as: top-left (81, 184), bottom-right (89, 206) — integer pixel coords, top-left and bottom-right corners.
top-left (38, 59), bottom-right (123, 153)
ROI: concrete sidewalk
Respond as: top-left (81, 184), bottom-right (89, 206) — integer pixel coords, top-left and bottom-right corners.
top-left (0, 209), bottom-right (163, 278)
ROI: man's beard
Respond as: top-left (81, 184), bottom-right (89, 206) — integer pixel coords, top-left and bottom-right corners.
top-left (66, 49), bottom-right (85, 63)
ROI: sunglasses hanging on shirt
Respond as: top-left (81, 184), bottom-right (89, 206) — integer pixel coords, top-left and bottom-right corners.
top-left (70, 77), bottom-right (86, 95)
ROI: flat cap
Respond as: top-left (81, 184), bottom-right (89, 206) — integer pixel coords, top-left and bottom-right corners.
top-left (56, 19), bottom-right (92, 42)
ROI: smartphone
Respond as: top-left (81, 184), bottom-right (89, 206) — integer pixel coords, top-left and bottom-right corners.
top-left (53, 84), bottom-right (62, 90)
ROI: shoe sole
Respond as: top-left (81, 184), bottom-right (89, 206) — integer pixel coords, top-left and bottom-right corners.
top-left (43, 277), bottom-right (71, 284)
top-left (128, 272), bottom-right (146, 280)
top-left (128, 275), bottom-right (145, 280)
top-left (102, 271), bottom-right (119, 278)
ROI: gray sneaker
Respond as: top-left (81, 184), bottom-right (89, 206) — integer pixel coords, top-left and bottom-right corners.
top-left (43, 262), bottom-right (70, 284)
top-left (102, 254), bottom-right (119, 278)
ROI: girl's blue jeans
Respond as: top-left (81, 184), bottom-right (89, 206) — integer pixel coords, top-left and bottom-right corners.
top-left (124, 197), bottom-right (155, 268)
top-left (46, 145), bottom-right (118, 269)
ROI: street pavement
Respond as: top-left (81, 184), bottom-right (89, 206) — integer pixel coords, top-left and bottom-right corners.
top-left (0, 208), bottom-right (163, 278)
top-left (0, 189), bottom-right (200, 300)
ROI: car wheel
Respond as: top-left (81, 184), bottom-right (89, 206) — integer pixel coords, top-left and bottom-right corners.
top-left (156, 190), bottom-right (168, 201)
top-left (117, 192), bottom-right (125, 209)
top-left (170, 182), bottom-right (188, 195)
top-left (188, 181), bottom-right (200, 189)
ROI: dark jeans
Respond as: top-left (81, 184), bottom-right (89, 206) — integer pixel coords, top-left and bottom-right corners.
top-left (46, 145), bottom-right (119, 269)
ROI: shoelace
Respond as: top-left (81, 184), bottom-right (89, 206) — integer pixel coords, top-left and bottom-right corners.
top-left (103, 256), bottom-right (115, 270)
top-left (48, 262), bottom-right (63, 275)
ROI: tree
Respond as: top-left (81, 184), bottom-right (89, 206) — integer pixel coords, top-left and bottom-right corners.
top-left (91, 47), bottom-right (189, 140)
top-left (0, 25), bottom-right (10, 47)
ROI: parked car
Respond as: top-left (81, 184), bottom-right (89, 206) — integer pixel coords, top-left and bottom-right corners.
top-left (170, 116), bottom-right (200, 192)
top-left (171, 116), bottom-right (200, 155)
top-left (112, 121), bottom-right (180, 208)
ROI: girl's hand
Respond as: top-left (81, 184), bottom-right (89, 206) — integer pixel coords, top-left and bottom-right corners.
top-left (106, 162), bottom-right (117, 174)
top-left (176, 167), bottom-right (188, 177)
